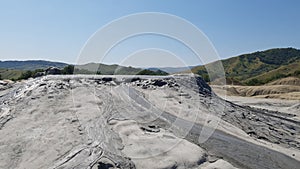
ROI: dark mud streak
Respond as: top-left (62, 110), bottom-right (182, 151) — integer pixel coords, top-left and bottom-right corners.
top-left (124, 84), bottom-right (299, 169)
top-left (160, 111), bottom-right (300, 169)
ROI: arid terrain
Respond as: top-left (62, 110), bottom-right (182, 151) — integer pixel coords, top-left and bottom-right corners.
top-left (0, 75), bottom-right (299, 169)
top-left (211, 77), bottom-right (300, 100)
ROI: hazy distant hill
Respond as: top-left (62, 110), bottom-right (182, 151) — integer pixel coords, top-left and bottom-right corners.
top-left (75, 63), bottom-right (169, 75)
top-left (75, 63), bottom-right (143, 75)
top-left (147, 66), bottom-right (197, 74)
top-left (0, 61), bottom-right (169, 80)
top-left (0, 60), bottom-right (68, 80)
top-left (191, 48), bottom-right (300, 85)
top-left (0, 60), bottom-right (68, 70)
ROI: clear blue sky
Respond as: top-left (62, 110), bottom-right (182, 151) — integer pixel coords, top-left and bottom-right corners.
top-left (0, 0), bottom-right (299, 66)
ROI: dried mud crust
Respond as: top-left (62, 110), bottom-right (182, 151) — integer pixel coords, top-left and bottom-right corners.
top-left (0, 75), bottom-right (299, 169)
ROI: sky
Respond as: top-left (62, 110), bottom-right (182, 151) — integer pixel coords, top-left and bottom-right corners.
top-left (0, 0), bottom-right (299, 67)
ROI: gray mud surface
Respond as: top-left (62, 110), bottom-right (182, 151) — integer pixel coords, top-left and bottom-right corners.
top-left (0, 75), bottom-right (299, 169)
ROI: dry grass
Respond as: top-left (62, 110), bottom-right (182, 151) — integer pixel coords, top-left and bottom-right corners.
top-left (212, 85), bottom-right (300, 100)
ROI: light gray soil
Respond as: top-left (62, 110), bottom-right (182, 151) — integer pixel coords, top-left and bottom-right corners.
top-left (0, 75), bottom-right (299, 169)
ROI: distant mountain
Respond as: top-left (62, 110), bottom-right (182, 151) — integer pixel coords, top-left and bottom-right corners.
top-left (147, 66), bottom-right (197, 74)
top-left (75, 63), bottom-right (169, 75)
top-left (0, 61), bottom-right (170, 80)
top-left (0, 60), bottom-right (68, 70)
top-left (2, 48), bottom-right (300, 83)
top-left (0, 60), bottom-right (189, 76)
top-left (75, 63), bottom-right (143, 75)
top-left (0, 60), bottom-right (68, 80)
top-left (191, 48), bottom-right (300, 85)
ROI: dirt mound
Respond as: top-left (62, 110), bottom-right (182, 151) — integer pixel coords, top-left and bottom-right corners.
top-left (237, 85), bottom-right (300, 96)
top-left (213, 85), bottom-right (300, 100)
top-left (268, 77), bottom-right (300, 86)
top-left (254, 92), bottom-right (300, 100)
top-left (0, 75), bottom-right (299, 169)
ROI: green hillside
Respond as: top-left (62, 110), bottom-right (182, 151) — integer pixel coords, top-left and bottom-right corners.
top-left (191, 48), bottom-right (300, 85)
top-left (0, 60), bottom-right (67, 70)
top-left (0, 68), bottom-right (23, 80)
top-left (0, 62), bottom-right (169, 80)
top-left (0, 60), bottom-right (67, 80)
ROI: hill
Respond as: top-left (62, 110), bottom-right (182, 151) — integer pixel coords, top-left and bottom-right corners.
top-left (268, 77), bottom-right (300, 86)
top-left (0, 60), bottom-right (68, 70)
top-left (191, 48), bottom-right (300, 85)
top-left (0, 68), bottom-right (23, 80)
top-left (147, 66), bottom-right (196, 74)
top-left (75, 63), bottom-right (168, 75)
top-left (0, 61), bottom-right (169, 80)
top-left (212, 85), bottom-right (300, 100)
top-left (75, 63), bottom-right (142, 75)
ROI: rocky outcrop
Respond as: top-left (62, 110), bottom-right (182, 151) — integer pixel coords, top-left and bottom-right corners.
top-left (45, 67), bottom-right (62, 75)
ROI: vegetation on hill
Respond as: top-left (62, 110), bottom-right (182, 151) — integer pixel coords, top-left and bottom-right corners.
top-left (0, 63), bottom-right (169, 80)
top-left (0, 68), bottom-right (23, 81)
top-left (137, 69), bottom-right (169, 76)
top-left (18, 69), bottom-right (45, 80)
top-left (1, 48), bottom-right (299, 83)
top-left (191, 48), bottom-right (300, 85)
top-left (0, 60), bottom-right (68, 80)
top-left (0, 60), bottom-right (67, 70)
top-left (62, 65), bottom-right (75, 75)
top-left (75, 63), bottom-right (143, 75)
top-left (147, 66), bottom-right (195, 74)
top-left (75, 63), bottom-right (169, 76)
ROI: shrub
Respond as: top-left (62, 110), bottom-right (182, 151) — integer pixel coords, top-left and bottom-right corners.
top-left (246, 78), bottom-right (263, 86)
top-left (18, 70), bottom-right (33, 80)
top-left (294, 70), bottom-right (300, 76)
top-left (62, 65), bottom-right (74, 74)
top-left (137, 69), bottom-right (168, 76)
